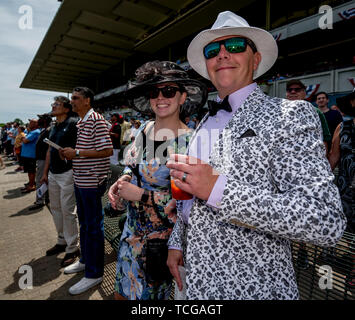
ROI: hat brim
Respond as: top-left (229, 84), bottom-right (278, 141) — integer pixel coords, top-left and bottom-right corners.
top-left (125, 78), bottom-right (208, 116)
top-left (187, 27), bottom-right (278, 80)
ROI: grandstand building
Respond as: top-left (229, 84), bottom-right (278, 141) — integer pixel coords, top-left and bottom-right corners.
top-left (21, 0), bottom-right (355, 113)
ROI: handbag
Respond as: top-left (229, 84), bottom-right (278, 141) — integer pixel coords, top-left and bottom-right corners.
top-left (145, 238), bottom-right (173, 282)
top-left (129, 126), bottom-right (174, 282)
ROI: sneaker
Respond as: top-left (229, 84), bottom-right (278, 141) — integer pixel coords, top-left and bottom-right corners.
top-left (61, 249), bottom-right (80, 267)
top-left (46, 244), bottom-right (66, 256)
top-left (64, 260), bottom-right (85, 274)
top-left (69, 277), bottom-right (102, 295)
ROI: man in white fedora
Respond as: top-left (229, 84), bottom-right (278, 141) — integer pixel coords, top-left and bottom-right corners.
top-left (166, 11), bottom-right (346, 299)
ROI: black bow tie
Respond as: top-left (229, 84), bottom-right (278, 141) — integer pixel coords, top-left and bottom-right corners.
top-left (208, 96), bottom-right (232, 116)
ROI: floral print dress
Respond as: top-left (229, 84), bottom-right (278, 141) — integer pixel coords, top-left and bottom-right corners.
top-left (115, 121), bottom-right (191, 299)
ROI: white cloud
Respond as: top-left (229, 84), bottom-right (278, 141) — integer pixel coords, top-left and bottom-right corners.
top-left (0, 0), bottom-right (63, 124)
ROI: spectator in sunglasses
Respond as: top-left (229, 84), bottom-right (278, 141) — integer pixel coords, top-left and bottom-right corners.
top-left (166, 11), bottom-right (345, 300)
top-left (286, 80), bottom-right (331, 155)
top-left (108, 60), bottom-right (207, 300)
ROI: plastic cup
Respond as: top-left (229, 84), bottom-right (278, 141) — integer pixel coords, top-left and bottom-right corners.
top-left (171, 179), bottom-right (193, 200)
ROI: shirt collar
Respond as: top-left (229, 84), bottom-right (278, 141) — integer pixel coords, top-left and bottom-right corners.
top-left (216, 82), bottom-right (257, 113)
top-left (80, 108), bottom-right (94, 122)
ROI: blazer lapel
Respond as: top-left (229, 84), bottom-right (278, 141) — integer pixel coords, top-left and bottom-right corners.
top-left (209, 86), bottom-right (266, 170)
top-left (186, 112), bottom-right (209, 156)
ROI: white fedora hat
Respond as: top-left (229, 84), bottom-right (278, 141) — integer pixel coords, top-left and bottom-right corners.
top-left (187, 11), bottom-right (278, 80)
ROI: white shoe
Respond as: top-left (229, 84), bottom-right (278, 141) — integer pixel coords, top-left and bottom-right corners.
top-left (69, 277), bottom-right (103, 295)
top-left (64, 261), bottom-right (85, 274)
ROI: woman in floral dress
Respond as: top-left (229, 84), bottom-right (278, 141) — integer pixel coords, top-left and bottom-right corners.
top-left (108, 61), bottom-right (207, 300)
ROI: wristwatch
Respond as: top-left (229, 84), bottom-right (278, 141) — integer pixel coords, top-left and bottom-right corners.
top-left (140, 189), bottom-right (149, 203)
top-left (75, 149), bottom-right (80, 157)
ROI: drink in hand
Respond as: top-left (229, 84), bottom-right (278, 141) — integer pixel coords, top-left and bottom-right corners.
top-left (171, 179), bottom-right (193, 200)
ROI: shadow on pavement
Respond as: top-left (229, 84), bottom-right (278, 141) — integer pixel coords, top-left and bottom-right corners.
top-left (9, 204), bottom-right (45, 217)
top-left (3, 187), bottom-right (30, 200)
top-left (5, 171), bottom-right (21, 175)
top-left (3, 255), bottom-right (63, 295)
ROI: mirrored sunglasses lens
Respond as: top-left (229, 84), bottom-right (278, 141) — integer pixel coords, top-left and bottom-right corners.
top-left (204, 42), bottom-right (220, 59)
top-left (225, 38), bottom-right (246, 53)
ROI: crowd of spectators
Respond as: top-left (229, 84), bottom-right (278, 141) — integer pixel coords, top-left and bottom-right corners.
top-left (0, 42), bottom-right (354, 298)
top-left (1, 77), bottom-right (354, 294)
top-left (1, 79), bottom-right (354, 294)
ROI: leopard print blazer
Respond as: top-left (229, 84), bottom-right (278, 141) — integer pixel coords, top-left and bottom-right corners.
top-left (168, 86), bottom-right (346, 300)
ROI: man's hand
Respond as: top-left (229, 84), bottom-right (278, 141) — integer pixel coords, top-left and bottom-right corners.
top-left (108, 175), bottom-right (132, 209)
top-left (61, 147), bottom-right (76, 160)
top-left (40, 174), bottom-right (48, 185)
top-left (167, 249), bottom-right (184, 291)
top-left (166, 154), bottom-right (219, 201)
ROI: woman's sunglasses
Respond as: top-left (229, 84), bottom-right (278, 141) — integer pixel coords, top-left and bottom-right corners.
top-left (147, 86), bottom-right (182, 99)
top-left (203, 37), bottom-right (257, 59)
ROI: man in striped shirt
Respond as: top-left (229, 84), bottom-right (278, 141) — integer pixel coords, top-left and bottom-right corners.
top-left (61, 87), bottom-right (113, 295)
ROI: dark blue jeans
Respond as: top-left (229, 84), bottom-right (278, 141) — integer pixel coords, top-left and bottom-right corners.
top-left (74, 181), bottom-right (106, 279)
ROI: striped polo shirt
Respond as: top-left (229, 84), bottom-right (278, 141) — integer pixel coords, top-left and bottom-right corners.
top-left (73, 108), bottom-right (113, 188)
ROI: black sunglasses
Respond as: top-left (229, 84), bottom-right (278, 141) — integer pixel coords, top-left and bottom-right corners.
top-left (286, 87), bottom-right (304, 93)
top-left (147, 86), bottom-right (182, 99)
top-left (203, 37), bottom-right (257, 59)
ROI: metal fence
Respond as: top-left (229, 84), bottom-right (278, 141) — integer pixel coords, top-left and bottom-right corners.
top-left (292, 232), bottom-right (354, 300)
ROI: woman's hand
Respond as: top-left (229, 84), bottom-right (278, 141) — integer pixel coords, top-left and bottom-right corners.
top-left (116, 180), bottom-right (144, 202)
top-left (108, 175), bottom-right (132, 210)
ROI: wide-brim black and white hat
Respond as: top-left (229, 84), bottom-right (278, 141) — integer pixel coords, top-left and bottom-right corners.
top-left (125, 60), bottom-right (207, 116)
top-left (187, 11), bottom-right (278, 80)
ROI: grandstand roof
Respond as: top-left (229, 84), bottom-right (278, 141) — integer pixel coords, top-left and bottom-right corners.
top-left (20, 0), bottom-right (253, 92)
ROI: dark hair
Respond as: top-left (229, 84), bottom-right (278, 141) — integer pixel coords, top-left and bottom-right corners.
top-left (73, 87), bottom-right (95, 104)
top-left (38, 115), bottom-right (52, 128)
top-left (54, 95), bottom-right (77, 118)
top-left (315, 91), bottom-right (328, 99)
top-left (286, 80), bottom-right (306, 90)
top-left (111, 113), bottom-right (120, 120)
top-left (54, 95), bottom-right (71, 109)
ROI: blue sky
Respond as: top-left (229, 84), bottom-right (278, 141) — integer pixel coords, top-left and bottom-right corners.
top-left (0, 0), bottom-right (64, 124)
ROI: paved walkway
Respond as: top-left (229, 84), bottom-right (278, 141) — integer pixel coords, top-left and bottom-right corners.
top-left (0, 156), bottom-right (116, 300)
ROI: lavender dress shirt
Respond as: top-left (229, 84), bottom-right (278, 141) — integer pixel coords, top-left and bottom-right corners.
top-left (169, 83), bottom-right (257, 250)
